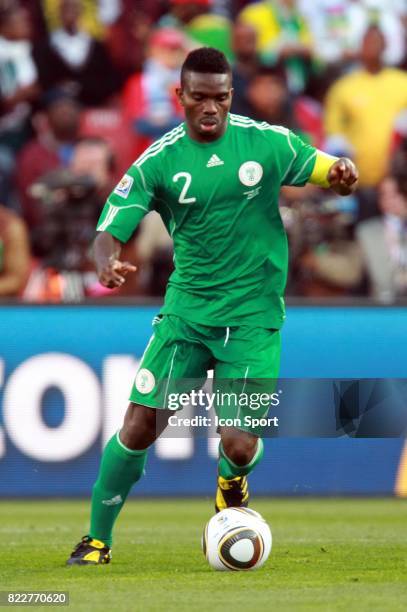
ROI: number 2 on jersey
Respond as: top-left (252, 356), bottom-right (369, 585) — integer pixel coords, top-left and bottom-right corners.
top-left (172, 172), bottom-right (196, 204)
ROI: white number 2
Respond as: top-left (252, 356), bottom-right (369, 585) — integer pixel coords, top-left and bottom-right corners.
top-left (173, 172), bottom-right (196, 204)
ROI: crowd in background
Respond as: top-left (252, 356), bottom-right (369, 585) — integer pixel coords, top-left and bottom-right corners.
top-left (0, 0), bottom-right (406, 302)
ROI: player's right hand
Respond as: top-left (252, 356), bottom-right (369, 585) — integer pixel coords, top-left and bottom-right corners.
top-left (97, 258), bottom-right (137, 289)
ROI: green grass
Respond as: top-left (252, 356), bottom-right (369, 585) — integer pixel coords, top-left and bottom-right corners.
top-left (1, 499), bottom-right (407, 611)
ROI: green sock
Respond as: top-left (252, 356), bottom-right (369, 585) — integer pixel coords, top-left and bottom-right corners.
top-left (218, 438), bottom-right (264, 479)
top-left (89, 432), bottom-right (147, 547)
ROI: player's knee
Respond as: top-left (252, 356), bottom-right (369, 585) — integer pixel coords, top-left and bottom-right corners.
top-left (222, 437), bottom-right (257, 466)
top-left (121, 403), bottom-right (158, 450)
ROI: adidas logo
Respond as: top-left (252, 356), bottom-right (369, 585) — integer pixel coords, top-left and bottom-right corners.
top-left (102, 495), bottom-right (123, 506)
top-left (206, 154), bottom-right (224, 167)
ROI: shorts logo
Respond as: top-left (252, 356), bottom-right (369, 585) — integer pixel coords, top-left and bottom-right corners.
top-left (238, 161), bottom-right (263, 187)
top-left (114, 174), bottom-right (134, 199)
top-left (135, 368), bottom-right (155, 394)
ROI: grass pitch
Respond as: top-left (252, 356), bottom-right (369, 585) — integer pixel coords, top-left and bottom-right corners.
top-left (1, 498), bottom-right (406, 611)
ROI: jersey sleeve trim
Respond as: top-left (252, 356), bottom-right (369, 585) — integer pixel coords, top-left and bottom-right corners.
top-left (281, 131), bottom-right (298, 183)
top-left (135, 165), bottom-right (153, 197)
top-left (96, 201), bottom-right (149, 241)
top-left (290, 150), bottom-right (317, 185)
top-left (133, 125), bottom-right (186, 168)
top-left (97, 202), bottom-right (149, 232)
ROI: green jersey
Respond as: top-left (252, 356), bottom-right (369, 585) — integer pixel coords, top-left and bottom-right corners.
top-left (97, 113), bottom-right (318, 328)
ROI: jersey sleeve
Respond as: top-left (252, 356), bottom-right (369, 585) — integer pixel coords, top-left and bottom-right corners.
top-left (279, 130), bottom-right (318, 187)
top-left (96, 160), bottom-right (158, 243)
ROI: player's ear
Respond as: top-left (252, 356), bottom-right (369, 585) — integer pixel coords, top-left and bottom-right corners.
top-left (176, 87), bottom-right (184, 106)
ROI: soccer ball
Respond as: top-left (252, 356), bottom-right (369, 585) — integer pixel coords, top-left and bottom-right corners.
top-left (202, 507), bottom-right (272, 571)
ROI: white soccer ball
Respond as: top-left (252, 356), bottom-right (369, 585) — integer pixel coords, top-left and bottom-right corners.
top-left (202, 507), bottom-right (272, 571)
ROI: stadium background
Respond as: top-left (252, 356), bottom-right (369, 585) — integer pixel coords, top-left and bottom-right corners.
top-left (0, 0), bottom-right (406, 501)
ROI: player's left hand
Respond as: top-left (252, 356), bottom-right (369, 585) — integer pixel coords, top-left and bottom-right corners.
top-left (328, 158), bottom-right (359, 196)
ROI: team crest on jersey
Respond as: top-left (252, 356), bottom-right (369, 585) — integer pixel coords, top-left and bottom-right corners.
top-left (238, 161), bottom-right (263, 187)
top-left (114, 174), bottom-right (134, 199)
top-left (135, 368), bottom-right (155, 394)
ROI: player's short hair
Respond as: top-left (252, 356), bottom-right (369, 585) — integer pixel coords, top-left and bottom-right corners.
top-left (181, 47), bottom-right (231, 85)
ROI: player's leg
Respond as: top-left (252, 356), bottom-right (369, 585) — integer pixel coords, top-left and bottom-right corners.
top-left (67, 314), bottom-right (211, 565)
top-left (218, 427), bottom-right (263, 478)
top-left (215, 426), bottom-right (264, 511)
top-left (89, 404), bottom-right (169, 542)
top-left (212, 326), bottom-right (281, 511)
top-left (67, 404), bottom-right (170, 565)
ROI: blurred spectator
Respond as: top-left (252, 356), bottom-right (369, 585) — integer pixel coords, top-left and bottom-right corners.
top-left (24, 138), bottom-right (118, 302)
top-left (33, 0), bottom-right (120, 106)
top-left (122, 28), bottom-right (186, 141)
top-left (41, 0), bottom-right (120, 39)
top-left (70, 136), bottom-right (114, 204)
top-left (29, 136), bottom-right (112, 269)
top-left (353, 0), bottom-right (407, 67)
top-left (0, 0), bottom-right (39, 205)
top-left (230, 1), bottom-right (252, 20)
top-left (105, 6), bottom-right (153, 79)
top-left (159, 0), bottom-right (234, 57)
top-left (0, 203), bottom-right (30, 296)
top-left (357, 143), bottom-right (407, 301)
top-left (285, 195), bottom-right (363, 296)
top-left (135, 211), bottom-right (174, 297)
top-left (241, 66), bottom-right (321, 146)
top-left (238, 0), bottom-right (313, 93)
top-left (159, 0), bottom-right (211, 31)
top-left (23, 137), bottom-right (124, 301)
top-left (230, 21), bottom-right (260, 116)
top-left (16, 88), bottom-right (81, 229)
top-left (158, 0), bottom-right (232, 59)
top-left (19, 0), bottom-right (47, 44)
top-left (79, 106), bottom-right (137, 178)
top-left (299, 0), bottom-right (353, 66)
top-left (231, 20), bottom-right (258, 78)
top-left (245, 68), bottom-right (299, 129)
top-left (104, 1), bottom-right (173, 79)
top-left (187, 11), bottom-right (232, 59)
top-left (230, 20), bottom-right (324, 146)
top-left (301, 0), bottom-right (406, 68)
top-left (324, 25), bottom-right (407, 219)
top-left (392, 108), bottom-right (407, 152)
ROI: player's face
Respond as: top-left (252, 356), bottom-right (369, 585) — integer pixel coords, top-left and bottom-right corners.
top-left (177, 72), bottom-right (233, 142)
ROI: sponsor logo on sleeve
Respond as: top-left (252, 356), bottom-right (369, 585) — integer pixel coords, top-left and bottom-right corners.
top-left (114, 174), bottom-right (134, 199)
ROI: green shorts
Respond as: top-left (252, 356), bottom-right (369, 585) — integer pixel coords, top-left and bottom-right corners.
top-left (129, 315), bottom-right (281, 434)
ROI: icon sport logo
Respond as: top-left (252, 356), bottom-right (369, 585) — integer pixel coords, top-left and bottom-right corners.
top-left (114, 174), bottom-right (134, 199)
top-left (238, 161), bottom-right (263, 187)
top-left (207, 154), bottom-right (224, 168)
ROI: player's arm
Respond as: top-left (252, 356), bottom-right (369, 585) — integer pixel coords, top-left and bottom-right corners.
top-left (279, 130), bottom-right (358, 195)
top-left (309, 151), bottom-right (359, 196)
top-left (94, 162), bottom-right (157, 289)
top-left (93, 231), bottom-right (137, 289)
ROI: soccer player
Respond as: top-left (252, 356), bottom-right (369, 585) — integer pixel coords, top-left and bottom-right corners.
top-left (67, 47), bottom-right (358, 565)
